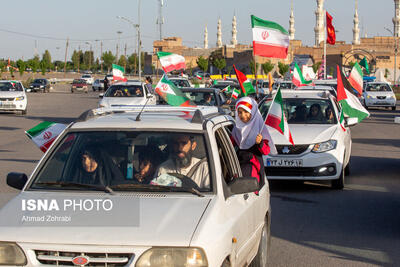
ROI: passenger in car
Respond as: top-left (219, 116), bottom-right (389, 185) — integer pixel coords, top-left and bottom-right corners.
top-left (134, 147), bottom-right (163, 184)
top-left (308, 103), bottom-right (324, 121)
top-left (231, 97), bottom-right (271, 187)
top-left (325, 106), bottom-right (335, 123)
top-left (199, 93), bottom-right (212, 106)
top-left (289, 104), bottom-right (307, 122)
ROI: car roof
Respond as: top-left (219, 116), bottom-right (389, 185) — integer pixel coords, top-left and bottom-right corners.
top-left (110, 81), bottom-right (143, 86)
top-left (297, 85), bottom-right (335, 90)
top-left (180, 87), bottom-right (218, 92)
top-left (71, 106), bottom-right (227, 131)
top-left (280, 89), bottom-right (332, 99)
top-left (313, 79), bottom-right (337, 84)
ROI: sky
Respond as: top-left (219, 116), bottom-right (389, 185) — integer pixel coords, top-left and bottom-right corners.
top-left (0, 0), bottom-right (396, 61)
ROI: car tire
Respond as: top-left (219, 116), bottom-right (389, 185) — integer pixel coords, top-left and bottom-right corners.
top-left (331, 165), bottom-right (345, 190)
top-left (220, 258), bottom-right (230, 267)
top-left (249, 215), bottom-right (270, 267)
top-left (392, 106), bottom-right (396, 111)
top-left (21, 109), bottom-right (27, 115)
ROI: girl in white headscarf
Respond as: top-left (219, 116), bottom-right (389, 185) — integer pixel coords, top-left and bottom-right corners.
top-left (231, 97), bottom-right (275, 185)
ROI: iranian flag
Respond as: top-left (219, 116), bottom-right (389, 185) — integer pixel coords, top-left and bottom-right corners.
top-left (233, 65), bottom-right (256, 96)
top-left (292, 62), bottom-right (312, 87)
top-left (337, 65), bottom-right (369, 123)
top-left (157, 51), bottom-right (186, 73)
top-left (112, 64), bottom-right (127, 82)
top-left (221, 85), bottom-right (232, 93)
top-left (251, 15), bottom-right (289, 59)
top-left (25, 122), bottom-right (67, 153)
top-left (231, 88), bottom-right (241, 100)
top-left (265, 88), bottom-right (294, 145)
top-left (155, 75), bottom-right (195, 107)
top-left (195, 74), bottom-right (203, 80)
top-left (348, 62), bottom-right (363, 96)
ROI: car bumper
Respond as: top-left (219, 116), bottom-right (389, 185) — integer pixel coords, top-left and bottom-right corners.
top-left (0, 101), bottom-right (27, 111)
top-left (365, 98), bottom-right (396, 107)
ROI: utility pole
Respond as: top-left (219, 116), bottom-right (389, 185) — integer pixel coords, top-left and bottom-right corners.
top-left (124, 43), bottom-right (127, 71)
top-left (157, 0), bottom-right (164, 40)
top-left (77, 45), bottom-right (81, 73)
top-left (100, 41), bottom-right (103, 74)
top-left (138, 0), bottom-right (142, 81)
top-left (63, 38), bottom-right (69, 78)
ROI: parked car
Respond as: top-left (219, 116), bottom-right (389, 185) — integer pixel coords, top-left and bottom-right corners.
top-left (2, 106), bottom-right (271, 267)
top-left (168, 76), bottom-right (192, 88)
top-left (71, 79), bottom-right (88, 93)
top-left (81, 74), bottom-right (94, 85)
top-left (0, 81), bottom-right (27, 115)
top-left (92, 79), bottom-right (104, 91)
top-left (363, 82), bottom-right (397, 110)
top-left (98, 81), bottom-right (156, 108)
top-left (29, 78), bottom-right (50, 93)
top-left (259, 89), bottom-right (356, 189)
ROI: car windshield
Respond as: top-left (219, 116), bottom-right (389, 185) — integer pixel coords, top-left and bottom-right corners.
top-left (279, 82), bottom-right (293, 89)
top-left (365, 84), bottom-right (392, 92)
top-left (171, 79), bottom-right (190, 88)
top-left (73, 79), bottom-right (86, 84)
top-left (30, 131), bottom-right (211, 192)
top-left (33, 79), bottom-right (45, 84)
top-left (82, 75), bottom-right (91, 78)
top-left (105, 85), bottom-right (144, 97)
top-left (260, 98), bottom-right (337, 124)
top-left (0, 82), bottom-right (23, 92)
top-left (182, 91), bottom-right (216, 106)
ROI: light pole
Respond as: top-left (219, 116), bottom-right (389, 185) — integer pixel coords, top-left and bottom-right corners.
top-left (116, 31), bottom-right (123, 62)
top-left (117, 1), bottom-right (142, 80)
top-left (385, 27), bottom-right (397, 84)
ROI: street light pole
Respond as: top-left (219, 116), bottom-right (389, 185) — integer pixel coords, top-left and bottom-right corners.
top-left (385, 27), bottom-right (397, 84)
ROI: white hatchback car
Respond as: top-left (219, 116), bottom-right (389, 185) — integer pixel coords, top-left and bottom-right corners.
top-left (99, 82), bottom-right (157, 108)
top-left (1, 106), bottom-right (271, 267)
top-left (0, 81), bottom-right (27, 115)
top-left (363, 82), bottom-right (397, 110)
top-left (81, 74), bottom-right (94, 85)
top-left (260, 90), bottom-right (355, 189)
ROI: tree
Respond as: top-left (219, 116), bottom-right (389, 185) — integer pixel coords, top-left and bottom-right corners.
top-left (385, 68), bottom-right (390, 78)
top-left (196, 56), bottom-right (208, 73)
top-left (278, 62), bottom-right (289, 77)
top-left (226, 65), bottom-right (232, 75)
top-left (42, 50), bottom-right (52, 70)
top-left (16, 60), bottom-right (26, 77)
top-left (262, 61), bottom-right (274, 75)
top-left (71, 50), bottom-right (81, 71)
top-left (128, 53), bottom-right (137, 74)
top-left (312, 62), bottom-right (322, 73)
top-left (249, 60), bottom-right (260, 75)
top-left (40, 60), bottom-right (46, 75)
top-left (83, 51), bottom-right (94, 69)
top-left (213, 58), bottom-right (226, 74)
top-left (118, 55), bottom-right (127, 70)
top-left (102, 51), bottom-right (115, 73)
top-left (28, 56), bottom-right (40, 73)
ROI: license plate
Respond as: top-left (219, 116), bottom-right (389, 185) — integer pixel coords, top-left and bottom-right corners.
top-left (266, 158), bottom-right (303, 167)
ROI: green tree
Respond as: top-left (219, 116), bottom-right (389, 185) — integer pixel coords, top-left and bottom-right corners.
top-left (28, 56), bottom-right (40, 73)
top-left (213, 58), bottom-right (226, 74)
top-left (312, 62), bottom-right (322, 73)
top-left (385, 68), bottom-right (390, 78)
top-left (83, 51), bottom-right (94, 69)
top-left (226, 65), bottom-right (232, 75)
top-left (40, 60), bottom-right (47, 75)
top-left (249, 60), bottom-right (260, 76)
top-left (16, 60), bottom-right (26, 77)
top-left (71, 50), bottom-right (81, 70)
top-left (278, 62), bottom-right (289, 77)
top-left (128, 53), bottom-right (137, 74)
top-left (102, 51), bottom-right (116, 73)
top-left (196, 56), bottom-right (208, 73)
top-left (118, 55), bottom-right (127, 70)
top-left (42, 50), bottom-right (52, 70)
top-left (262, 61), bottom-right (274, 75)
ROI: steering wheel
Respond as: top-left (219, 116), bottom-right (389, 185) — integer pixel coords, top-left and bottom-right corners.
top-left (167, 173), bottom-right (201, 191)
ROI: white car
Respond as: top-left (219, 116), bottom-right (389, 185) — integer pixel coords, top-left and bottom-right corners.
top-left (169, 76), bottom-right (193, 88)
top-left (0, 81), bottom-right (27, 115)
top-left (363, 82), bottom-right (397, 110)
top-left (92, 79), bottom-right (104, 91)
top-left (81, 74), bottom-right (94, 85)
top-left (260, 90), bottom-right (355, 189)
top-left (99, 82), bottom-right (157, 108)
top-left (1, 106), bottom-right (271, 267)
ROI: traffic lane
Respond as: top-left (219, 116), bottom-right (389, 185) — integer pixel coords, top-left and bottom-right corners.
top-left (268, 107), bottom-right (400, 266)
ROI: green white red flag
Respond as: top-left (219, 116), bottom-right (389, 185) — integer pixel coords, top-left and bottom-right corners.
top-left (348, 62), bottom-right (363, 96)
top-left (233, 65), bottom-right (256, 96)
top-left (25, 121), bottom-right (67, 153)
top-left (231, 88), bottom-right (241, 100)
top-left (251, 15), bottom-right (289, 59)
top-left (221, 85), bottom-right (232, 93)
top-left (265, 88), bottom-right (294, 145)
top-left (292, 62), bottom-right (312, 87)
top-left (155, 75), bottom-right (195, 107)
top-left (195, 74), bottom-right (203, 80)
top-left (157, 51), bottom-right (186, 73)
top-left (336, 65), bottom-right (369, 123)
top-left (112, 64), bottom-right (127, 82)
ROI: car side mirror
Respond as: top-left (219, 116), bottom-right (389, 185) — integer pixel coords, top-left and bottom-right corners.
top-left (228, 177), bottom-right (259, 195)
top-left (147, 93), bottom-right (153, 99)
top-left (7, 172), bottom-right (28, 190)
top-left (99, 93), bottom-right (104, 98)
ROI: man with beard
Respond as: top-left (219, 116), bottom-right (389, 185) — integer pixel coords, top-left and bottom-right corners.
top-left (155, 134), bottom-right (210, 189)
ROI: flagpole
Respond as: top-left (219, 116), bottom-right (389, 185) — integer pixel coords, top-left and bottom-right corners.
top-left (324, 10), bottom-right (327, 80)
top-left (253, 54), bottom-right (259, 96)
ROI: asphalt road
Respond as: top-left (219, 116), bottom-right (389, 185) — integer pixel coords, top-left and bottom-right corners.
top-left (0, 88), bottom-right (399, 266)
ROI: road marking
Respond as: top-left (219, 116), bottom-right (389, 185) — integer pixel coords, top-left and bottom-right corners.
top-left (345, 184), bottom-right (389, 193)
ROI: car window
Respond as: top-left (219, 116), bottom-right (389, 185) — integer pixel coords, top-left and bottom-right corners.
top-left (365, 84), bottom-right (392, 92)
top-left (182, 91), bottom-right (216, 106)
top-left (171, 79), bottom-right (190, 88)
top-left (279, 82), bottom-right (293, 89)
top-left (0, 82), bottom-right (23, 92)
top-left (73, 79), bottom-right (86, 84)
top-left (30, 131), bottom-right (212, 192)
top-left (260, 98), bottom-right (337, 124)
top-left (105, 85), bottom-right (144, 97)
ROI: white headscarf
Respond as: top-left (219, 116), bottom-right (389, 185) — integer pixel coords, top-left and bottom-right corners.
top-left (232, 97), bottom-right (277, 154)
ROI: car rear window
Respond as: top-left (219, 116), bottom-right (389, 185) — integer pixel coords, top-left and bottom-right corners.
top-left (365, 84), bottom-right (392, 92)
top-left (182, 91), bottom-right (216, 106)
top-left (105, 85), bottom-right (144, 97)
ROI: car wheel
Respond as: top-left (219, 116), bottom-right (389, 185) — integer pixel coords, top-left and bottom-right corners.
top-left (249, 215), bottom-right (270, 267)
top-left (220, 258), bottom-right (230, 267)
top-left (71, 90), bottom-right (74, 93)
top-left (331, 165), bottom-right (345, 190)
top-left (392, 106), bottom-right (396, 111)
top-left (21, 109), bottom-right (27, 115)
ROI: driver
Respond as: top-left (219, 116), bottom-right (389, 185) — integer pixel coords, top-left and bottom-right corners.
top-left (155, 134), bottom-right (209, 188)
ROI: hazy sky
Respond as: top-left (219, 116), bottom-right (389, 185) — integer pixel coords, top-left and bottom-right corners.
top-left (0, 0), bottom-right (395, 61)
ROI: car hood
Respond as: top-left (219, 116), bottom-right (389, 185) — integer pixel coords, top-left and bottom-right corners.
top-left (0, 192), bottom-right (211, 246)
top-left (364, 91), bottom-right (394, 97)
top-left (0, 91), bottom-right (25, 97)
top-left (269, 124), bottom-right (338, 145)
top-left (102, 97), bottom-right (147, 106)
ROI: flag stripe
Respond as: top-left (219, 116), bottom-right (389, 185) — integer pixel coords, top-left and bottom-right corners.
top-left (252, 41), bottom-right (289, 59)
top-left (252, 28), bottom-right (290, 47)
top-left (26, 121), bottom-right (55, 137)
top-left (265, 114), bottom-right (284, 134)
top-left (162, 62), bottom-right (186, 73)
top-left (251, 15), bottom-right (288, 34)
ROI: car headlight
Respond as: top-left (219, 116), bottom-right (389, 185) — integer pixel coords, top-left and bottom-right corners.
top-left (366, 95), bottom-right (375, 99)
top-left (15, 96), bottom-right (25, 101)
top-left (30, 85), bottom-right (33, 88)
top-left (40, 85), bottom-right (44, 88)
top-left (0, 242), bottom-right (27, 265)
top-left (312, 140), bottom-right (337, 153)
top-left (135, 247), bottom-right (208, 267)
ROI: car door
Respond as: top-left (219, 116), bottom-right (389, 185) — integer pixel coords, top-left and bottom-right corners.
top-left (213, 124), bottom-right (259, 266)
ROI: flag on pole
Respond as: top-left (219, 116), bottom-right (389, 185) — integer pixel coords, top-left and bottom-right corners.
top-left (195, 74), bottom-right (203, 80)
top-left (25, 122), bottom-right (67, 153)
top-left (326, 11), bottom-right (336, 45)
top-left (221, 85), bottom-right (232, 93)
top-left (265, 88), bottom-right (294, 145)
top-left (348, 62), bottom-right (364, 96)
top-left (157, 51), bottom-right (186, 73)
top-left (338, 108), bottom-right (346, 132)
top-left (292, 63), bottom-right (312, 87)
top-left (233, 65), bottom-right (256, 96)
top-left (112, 64), bottom-right (127, 82)
top-left (336, 65), bottom-right (369, 123)
top-left (155, 75), bottom-right (195, 107)
top-left (359, 57), bottom-right (370, 74)
top-left (251, 15), bottom-right (289, 59)
top-left (231, 88), bottom-right (241, 100)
